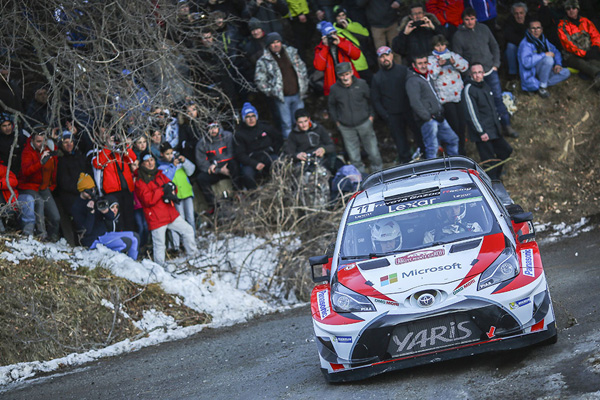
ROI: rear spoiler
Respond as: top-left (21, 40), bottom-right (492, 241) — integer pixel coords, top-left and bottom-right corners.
top-left (361, 156), bottom-right (491, 190)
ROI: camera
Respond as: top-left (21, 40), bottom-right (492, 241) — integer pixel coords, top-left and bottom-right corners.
top-left (173, 151), bottom-right (181, 159)
top-left (96, 198), bottom-right (110, 212)
top-left (440, 53), bottom-right (451, 60)
top-left (326, 32), bottom-right (337, 43)
top-left (412, 20), bottom-right (425, 27)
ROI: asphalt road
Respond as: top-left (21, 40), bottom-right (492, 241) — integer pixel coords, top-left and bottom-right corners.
top-left (2, 227), bottom-right (599, 400)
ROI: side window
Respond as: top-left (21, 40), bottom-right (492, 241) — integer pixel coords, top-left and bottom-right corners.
top-left (479, 180), bottom-right (514, 234)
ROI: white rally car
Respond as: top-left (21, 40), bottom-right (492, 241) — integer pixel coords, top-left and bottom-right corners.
top-left (309, 156), bottom-right (557, 382)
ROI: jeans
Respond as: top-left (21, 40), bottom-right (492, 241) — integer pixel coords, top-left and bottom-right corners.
top-left (484, 70), bottom-right (511, 127)
top-left (275, 94), bottom-right (304, 139)
top-left (240, 153), bottom-right (278, 189)
top-left (19, 189), bottom-right (60, 238)
top-left (420, 119), bottom-right (459, 159)
top-left (337, 119), bottom-right (383, 174)
top-left (134, 208), bottom-right (149, 247)
top-left (151, 216), bottom-right (197, 265)
top-left (172, 197), bottom-right (196, 248)
top-left (536, 56), bottom-right (571, 88)
top-left (505, 43), bottom-right (519, 76)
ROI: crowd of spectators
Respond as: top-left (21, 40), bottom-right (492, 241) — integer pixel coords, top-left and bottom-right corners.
top-left (1, 0), bottom-right (599, 264)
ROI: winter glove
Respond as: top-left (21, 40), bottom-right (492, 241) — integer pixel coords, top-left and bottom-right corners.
top-left (585, 46), bottom-right (600, 60)
top-left (162, 182), bottom-right (181, 204)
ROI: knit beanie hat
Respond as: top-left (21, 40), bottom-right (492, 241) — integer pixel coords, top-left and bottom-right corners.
top-left (241, 102), bottom-right (258, 120)
top-left (77, 173), bottom-right (96, 192)
top-left (320, 21), bottom-right (336, 36)
top-left (248, 17), bottom-right (262, 32)
top-left (265, 32), bottom-right (282, 47)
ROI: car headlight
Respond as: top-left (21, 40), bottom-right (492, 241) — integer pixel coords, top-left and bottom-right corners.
top-left (331, 282), bottom-right (376, 313)
top-left (478, 248), bottom-right (519, 290)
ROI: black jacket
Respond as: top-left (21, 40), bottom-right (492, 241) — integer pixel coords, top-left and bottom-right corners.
top-left (392, 13), bottom-right (444, 59)
top-left (285, 121), bottom-right (335, 158)
top-left (234, 121), bottom-right (283, 168)
top-left (56, 149), bottom-right (87, 203)
top-left (461, 78), bottom-right (501, 141)
top-left (71, 196), bottom-right (115, 247)
top-left (371, 63), bottom-right (411, 121)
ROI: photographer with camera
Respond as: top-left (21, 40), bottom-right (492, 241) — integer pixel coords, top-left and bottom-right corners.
top-left (406, 54), bottom-right (459, 159)
top-left (135, 151), bottom-right (197, 266)
top-left (158, 142), bottom-right (196, 246)
top-left (393, 3), bottom-right (444, 61)
top-left (18, 126), bottom-right (61, 241)
top-left (71, 173), bottom-right (139, 259)
top-left (313, 21), bottom-right (361, 96)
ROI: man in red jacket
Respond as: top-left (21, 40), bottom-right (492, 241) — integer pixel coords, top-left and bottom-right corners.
top-left (313, 21), bottom-right (362, 96)
top-left (134, 151), bottom-right (197, 265)
top-left (0, 161), bottom-right (18, 233)
top-left (18, 128), bottom-right (60, 240)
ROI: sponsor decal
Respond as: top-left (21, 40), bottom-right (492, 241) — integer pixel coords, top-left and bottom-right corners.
top-left (317, 290), bottom-right (331, 320)
top-left (442, 187), bottom-right (472, 194)
top-left (344, 263), bottom-right (356, 271)
top-left (509, 297), bottom-right (531, 310)
top-left (401, 263), bottom-right (461, 279)
top-left (396, 249), bottom-right (445, 265)
top-left (388, 198), bottom-right (435, 213)
top-left (334, 336), bottom-right (353, 343)
top-left (349, 203), bottom-right (375, 216)
top-left (373, 298), bottom-right (400, 307)
top-left (452, 278), bottom-right (476, 295)
top-left (391, 321), bottom-right (473, 353)
top-left (380, 273), bottom-right (398, 286)
top-left (453, 193), bottom-right (471, 199)
top-left (521, 249), bottom-right (535, 277)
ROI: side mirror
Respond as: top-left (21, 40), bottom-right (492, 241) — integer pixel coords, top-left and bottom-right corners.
top-left (511, 211), bottom-right (533, 224)
top-left (309, 255), bottom-right (331, 283)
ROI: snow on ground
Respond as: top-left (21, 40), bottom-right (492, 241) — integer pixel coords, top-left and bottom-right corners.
top-left (0, 233), bottom-right (303, 386)
top-left (535, 217), bottom-right (594, 244)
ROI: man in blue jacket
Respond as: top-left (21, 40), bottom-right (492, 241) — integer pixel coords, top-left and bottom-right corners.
top-left (518, 18), bottom-right (571, 98)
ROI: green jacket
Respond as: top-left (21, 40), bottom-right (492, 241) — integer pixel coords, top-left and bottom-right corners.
top-left (334, 19), bottom-right (370, 72)
top-left (286, 0), bottom-right (310, 17)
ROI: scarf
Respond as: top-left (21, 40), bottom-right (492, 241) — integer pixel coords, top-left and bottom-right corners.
top-left (137, 164), bottom-right (158, 184)
top-left (525, 30), bottom-right (549, 54)
top-left (432, 49), bottom-right (449, 57)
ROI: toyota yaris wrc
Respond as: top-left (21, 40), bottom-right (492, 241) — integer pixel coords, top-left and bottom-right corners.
top-left (309, 156), bottom-right (556, 382)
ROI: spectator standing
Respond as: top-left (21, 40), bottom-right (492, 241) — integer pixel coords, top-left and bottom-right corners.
top-left (557, 0), bottom-right (600, 86)
top-left (406, 54), bottom-right (459, 159)
top-left (158, 142), bottom-right (197, 248)
top-left (333, 6), bottom-right (373, 83)
top-left (371, 46), bottom-right (419, 164)
top-left (195, 122), bottom-right (238, 206)
top-left (328, 62), bottom-right (382, 174)
top-left (241, 18), bottom-right (268, 71)
top-left (355, 0), bottom-right (401, 55)
top-left (0, 161), bottom-right (18, 233)
top-left (313, 21), bottom-right (361, 96)
top-left (393, 3), bottom-right (444, 62)
top-left (25, 85), bottom-right (51, 126)
top-left (464, 0), bottom-right (497, 31)
top-left (135, 151), bottom-right (198, 266)
top-left (462, 63), bottom-right (512, 180)
top-left (177, 102), bottom-right (202, 163)
top-left (503, 3), bottom-right (529, 83)
top-left (255, 32), bottom-right (308, 139)
top-left (453, 8), bottom-right (519, 138)
top-left (285, 0), bottom-right (313, 60)
top-left (284, 108), bottom-right (337, 172)
top-left (518, 19), bottom-right (571, 98)
top-left (428, 35), bottom-right (469, 155)
top-left (71, 174), bottom-right (139, 259)
top-left (18, 127), bottom-right (60, 240)
top-left (0, 113), bottom-right (27, 175)
top-left (234, 102), bottom-right (283, 189)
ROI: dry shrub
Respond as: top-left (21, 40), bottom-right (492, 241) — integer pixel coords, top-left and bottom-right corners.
top-left (218, 159), bottom-right (351, 301)
top-left (0, 242), bottom-right (210, 365)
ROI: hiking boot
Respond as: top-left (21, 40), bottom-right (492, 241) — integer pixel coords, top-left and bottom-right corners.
top-left (538, 87), bottom-right (550, 98)
top-left (503, 126), bottom-right (519, 138)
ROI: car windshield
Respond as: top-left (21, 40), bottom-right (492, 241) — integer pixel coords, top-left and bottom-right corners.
top-left (340, 184), bottom-right (497, 259)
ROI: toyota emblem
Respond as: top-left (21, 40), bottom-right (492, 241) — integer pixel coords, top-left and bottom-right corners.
top-left (417, 293), bottom-right (435, 307)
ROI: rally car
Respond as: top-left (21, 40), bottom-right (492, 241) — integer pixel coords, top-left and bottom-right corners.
top-left (309, 156), bottom-right (557, 382)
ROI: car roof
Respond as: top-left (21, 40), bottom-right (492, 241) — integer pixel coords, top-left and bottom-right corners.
top-left (353, 169), bottom-right (476, 207)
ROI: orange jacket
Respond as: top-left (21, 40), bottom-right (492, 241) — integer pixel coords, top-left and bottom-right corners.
top-left (92, 148), bottom-right (137, 194)
top-left (0, 163), bottom-right (18, 203)
top-left (558, 17), bottom-right (600, 58)
top-left (313, 37), bottom-right (361, 96)
top-left (18, 137), bottom-right (57, 192)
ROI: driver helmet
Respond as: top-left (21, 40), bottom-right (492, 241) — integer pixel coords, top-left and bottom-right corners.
top-left (371, 220), bottom-right (403, 252)
top-left (444, 203), bottom-right (467, 224)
